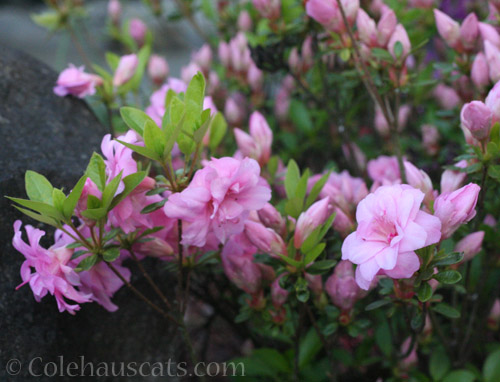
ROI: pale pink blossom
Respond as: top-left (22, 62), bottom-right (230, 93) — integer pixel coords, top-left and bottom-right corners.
top-left (485, 79), bottom-right (500, 123)
top-left (148, 55), bottom-right (169, 86)
top-left (244, 220), bottom-right (286, 258)
top-left (388, 24), bottom-right (411, 59)
top-left (485, 40), bottom-right (500, 83)
top-left (53, 64), bottom-right (102, 98)
top-left (165, 157), bottom-right (271, 246)
top-left (440, 160), bottom-right (467, 194)
top-left (129, 18), bottom-right (147, 47)
top-left (479, 22), bottom-right (500, 48)
top-left (460, 101), bottom-right (492, 142)
top-left (341, 184), bottom-right (442, 290)
top-left (434, 9), bottom-right (460, 49)
top-left (471, 53), bottom-right (490, 91)
top-left (12, 221), bottom-right (92, 314)
top-left (454, 231), bottom-right (484, 262)
top-left (306, 0), bottom-right (359, 33)
top-left (238, 10), bottom-right (253, 31)
top-left (367, 155), bottom-right (400, 186)
top-left (459, 13), bottom-right (479, 52)
top-left (433, 84), bottom-right (461, 110)
top-left (421, 124), bottom-right (440, 156)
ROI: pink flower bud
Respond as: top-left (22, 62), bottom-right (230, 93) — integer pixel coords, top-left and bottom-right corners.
top-left (434, 183), bottom-right (480, 239)
top-left (247, 62), bottom-right (263, 92)
top-left (434, 9), bottom-right (460, 49)
top-left (305, 273), bottom-right (323, 295)
top-left (108, 0), bottom-right (121, 25)
top-left (485, 40), bottom-right (500, 83)
top-left (454, 231), bottom-right (484, 262)
top-left (218, 42), bottom-right (231, 68)
top-left (129, 18), bottom-right (147, 47)
top-left (422, 124), bottom-right (440, 156)
top-left (253, 0), bottom-right (281, 20)
top-left (225, 95), bottom-right (245, 126)
top-left (388, 24), bottom-right (411, 59)
top-left (486, 80), bottom-right (500, 123)
top-left (138, 237), bottom-right (174, 258)
top-left (326, 261), bottom-right (362, 310)
top-left (459, 13), bottom-right (479, 52)
top-left (181, 62), bottom-right (202, 85)
top-left (377, 8), bottom-right (397, 47)
top-left (440, 160), bottom-right (467, 194)
top-left (306, 0), bottom-right (359, 33)
top-left (249, 111), bottom-right (273, 164)
top-left (258, 203), bottom-right (286, 236)
top-left (294, 197), bottom-right (333, 248)
top-left (404, 161), bottom-right (434, 206)
top-left (113, 54), bottom-right (138, 87)
top-left (271, 275), bottom-right (289, 308)
top-left (488, 299), bottom-right (500, 329)
top-left (192, 44), bottom-right (212, 73)
top-left (288, 47), bottom-right (301, 73)
top-left (433, 84), bottom-right (461, 110)
top-left (460, 101), bottom-right (492, 142)
top-left (238, 10), bottom-right (253, 31)
top-left (148, 55), bottom-right (169, 86)
top-left (471, 52), bottom-right (490, 90)
top-left (357, 9), bottom-right (377, 47)
top-left (399, 337), bottom-right (418, 370)
top-left (244, 221), bottom-right (286, 258)
top-left (484, 214), bottom-right (497, 227)
top-left (479, 22), bottom-right (500, 48)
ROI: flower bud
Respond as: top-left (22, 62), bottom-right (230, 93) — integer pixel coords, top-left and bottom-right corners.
top-left (404, 161), bottom-right (434, 205)
top-left (325, 260), bottom-right (361, 311)
top-left (249, 111), bottom-right (273, 164)
top-left (258, 203), bottom-right (286, 236)
top-left (238, 10), bottom-right (253, 31)
top-left (479, 22), bottom-right (500, 47)
top-left (377, 8), bottom-right (397, 47)
top-left (357, 9), bottom-right (377, 47)
top-left (434, 9), bottom-right (460, 49)
top-left (294, 197), bottom-right (333, 248)
top-left (247, 62), bottom-right (263, 92)
top-left (484, 214), bottom-right (497, 227)
top-left (488, 299), bottom-right (500, 330)
top-left (113, 54), bottom-right (138, 87)
top-left (192, 44), bottom-right (212, 73)
top-left (148, 55), bottom-right (169, 86)
top-left (108, 0), bottom-right (121, 25)
top-left (460, 101), bottom-right (492, 142)
top-left (440, 160), bottom-right (467, 194)
top-left (218, 42), bottom-right (231, 68)
top-left (433, 84), bottom-right (461, 110)
top-left (459, 13), bottom-right (479, 52)
top-left (224, 95), bottom-right (245, 126)
top-left (305, 273), bottom-right (323, 295)
top-left (288, 47), bottom-right (301, 73)
top-left (422, 124), bottom-right (440, 156)
top-left (244, 221), bottom-right (286, 258)
top-left (486, 80), bottom-right (500, 123)
top-left (434, 183), bottom-right (480, 239)
top-left (388, 24), bottom-right (411, 59)
top-left (485, 40), bottom-right (500, 83)
top-left (252, 0), bottom-right (281, 20)
top-left (471, 52), bottom-right (490, 91)
top-left (454, 231), bottom-right (484, 262)
top-left (129, 18), bottom-right (147, 47)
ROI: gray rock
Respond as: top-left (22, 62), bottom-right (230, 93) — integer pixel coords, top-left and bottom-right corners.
top-left (0, 47), bottom-right (178, 381)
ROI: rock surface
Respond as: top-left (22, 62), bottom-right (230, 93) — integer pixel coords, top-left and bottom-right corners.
top-left (0, 47), bottom-right (178, 381)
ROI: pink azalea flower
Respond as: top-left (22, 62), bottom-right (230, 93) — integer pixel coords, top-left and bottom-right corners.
top-left (12, 221), bottom-right (92, 314)
top-left (341, 184), bottom-right (442, 290)
top-left (53, 64), bottom-right (102, 98)
top-left (325, 260), bottom-right (364, 310)
top-left (234, 111), bottom-right (273, 166)
top-left (165, 157), bottom-right (272, 246)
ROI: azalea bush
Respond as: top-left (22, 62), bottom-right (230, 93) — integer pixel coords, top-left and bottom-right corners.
top-left (9, 0), bottom-right (500, 380)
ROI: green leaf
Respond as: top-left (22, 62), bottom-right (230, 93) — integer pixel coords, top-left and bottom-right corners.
top-left (365, 300), bottom-right (391, 311)
top-left (411, 312), bottom-right (424, 331)
top-left (434, 270), bottom-right (462, 284)
top-left (13, 206), bottom-right (60, 227)
top-left (371, 48), bottom-right (394, 62)
top-left (278, 253), bottom-right (302, 268)
top-left (25, 170), bottom-right (53, 204)
top-left (209, 112), bottom-right (227, 152)
top-left (105, 52), bottom-right (120, 71)
top-left (71, 250), bottom-right (89, 260)
top-left (433, 303), bottom-right (460, 319)
top-left (144, 120), bottom-right (166, 158)
top-left (299, 328), bottom-right (322, 368)
top-left (306, 259), bottom-right (337, 275)
top-left (429, 347), bottom-right (451, 381)
top-left (304, 243), bottom-right (326, 265)
top-left (178, 72), bottom-right (205, 155)
top-left (63, 175), bottom-right (87, 219)
top-left (81, 207), bottom-right (107, 221)
top-left (394, 41), bottom-right (403, 58)
top-left (375, 319), bottom-right (392, 356)
top-left (7, 197), bottom-right (63, 220)
top-left (442, 370), bottom-right (475, 382)
top-left (289, 100), bottom-right (313, 133)
top-left (102, 171), bottom-right (123, 209)
top-left (119, 107), bottom-right (156, 136)
top-left (110, 171), bottom-right (147, 209)
top-left (488, 165), bottom-right (500, 183)
top-left (417, 282), bottom-right (433, 302)
top-left (432, 252), bottom-right (464, 266)
top-left (76, 254), bottom-right (98, 272)
top-left (86, 153), bottom-right (107, 192)
top-left (117, 140), bottom-right (161, 162)
top-left (252, 349), bottom-right (290, 374)
top-left (483, 349), bottom-right (500, 382)
top-left (285, 159), bottom-right (300, 200)
top-left (102, 247), bottom-right (120, 262)
top-left (285, 196), bottom-right (303, 219)
top-left (52, 188), bottom-right (66, 212)
top-left (31, 10), bottom-right (60, 30)
top-left (305, 172), bottom-right (330, 208)
top-left (140, 199), bottom-right (167, 214)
